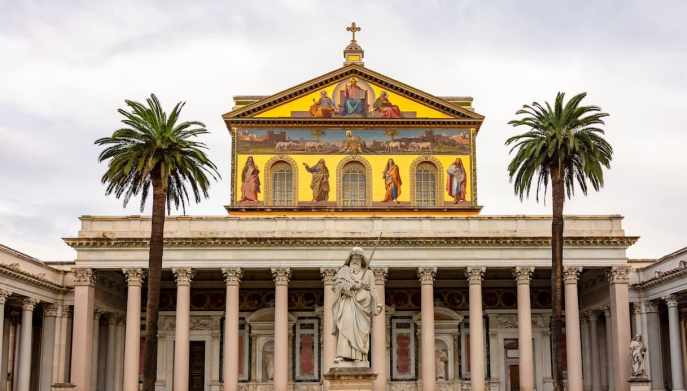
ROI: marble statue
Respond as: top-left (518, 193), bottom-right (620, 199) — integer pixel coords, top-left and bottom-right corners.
top-left (630, 335), bottom-right (647, 377)
top-left (332, 247), bottom-right (381, 365)
top-left (436, 349), bottom-right (449, 380)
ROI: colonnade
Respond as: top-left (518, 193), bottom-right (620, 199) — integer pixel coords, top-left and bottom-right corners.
top-left (55, 265), bottom-right (635, 391)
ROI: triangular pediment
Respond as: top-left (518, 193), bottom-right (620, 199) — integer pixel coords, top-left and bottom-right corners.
top-left (223, 65), bottom-right (484, 123)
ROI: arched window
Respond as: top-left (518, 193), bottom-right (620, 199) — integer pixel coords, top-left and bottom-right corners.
top-left (341, 161), bottom-right (367, 207)
top-left (271, 161), bottom-right (293, 206)
top-left (415, 162), bottom-right (437, 207)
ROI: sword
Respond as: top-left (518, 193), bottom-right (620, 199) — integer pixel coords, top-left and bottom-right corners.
top-left (367, 232), bottom-right (382, 266)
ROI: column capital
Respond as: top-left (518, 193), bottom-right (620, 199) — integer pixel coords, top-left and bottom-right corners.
top-left (0, 288), bottom-right (12, 304)
top-left (222, 267), bottom-right (242, 286)
top-left (664, 294), bottom-right (679, 308)
top-left (372, 267), bottom-right (388, 285)
top-left (600, 305), bottom-right (610, 318)
top-left (123, 268), bottom-right (145, 287)
top-left (465, 266), bottom-right (485, 284)
top-left (73, 268), bottom-right (96, 286)
top-left (588, 309), bottom-right (600, 322)
top-left (608, 266), bottom-right (631, 284)
top-left (172, 267), bottom-right (194, 287)
top-left (320, 268), bottom-right (338, 285)
top-left (417, 267), bottom-right (436, 285)
top-left (44, 303), bottom-right (60, 317)
top-left (640, 299), bottom-right (658, 313)
top-left (22, 297), bottom-right (39, 311)
top-left (563, 266), bottom-right (582, 284)
top-left (62, 305), bottom-right (73, 318)
top-left (94, 308), bottom-right (105, 320)
top-left (514, 266), bottom-right (534, 284)
top-left (271, 267), bottom-right (291, 286)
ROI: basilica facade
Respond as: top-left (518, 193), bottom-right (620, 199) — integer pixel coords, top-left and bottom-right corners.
top-left (0, 28), bottom-right (685, 391)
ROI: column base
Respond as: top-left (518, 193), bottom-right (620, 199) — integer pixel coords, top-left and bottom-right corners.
top-left (51, 383), bottom-right (77, 391)
top-left (628, 377), bottom-right (652, 391)
top-left (324, 367), bottom-right (377, 391)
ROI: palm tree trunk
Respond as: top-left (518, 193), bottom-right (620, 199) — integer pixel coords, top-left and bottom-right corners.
top-left (142, 169), bottom-right (166, 391)
top-left (550, 165), bottom-right (565, 391)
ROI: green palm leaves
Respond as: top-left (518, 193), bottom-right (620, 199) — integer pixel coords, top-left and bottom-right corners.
top-left (95, 94), bottom-right (220, 212)
top-left (506, 92), bottom-right (613, 201)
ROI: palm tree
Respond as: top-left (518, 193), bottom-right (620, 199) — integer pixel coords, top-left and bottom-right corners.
top-left (95, 94), bottom-right (219, 391)
top-left (505, 92), bottom-right (612, 391)
top-left (384, 128), bottom-right (398, 141)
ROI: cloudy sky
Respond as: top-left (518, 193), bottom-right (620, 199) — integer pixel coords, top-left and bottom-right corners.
top-left (1, 0), bottom-right (685, 261)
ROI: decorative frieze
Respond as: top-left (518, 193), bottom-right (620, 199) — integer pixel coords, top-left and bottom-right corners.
top-left (465, 266), bottom-right (485, 284)
top-left (608, 266), bottom-right (630, 284)
top-left (123, 268), bottom-right (145, 287)
top-left (172, 267), bottom-right (194, 287)
top-left (222, 268), bottom-right (242, 286)
top-left (563, 267), bottom-right (582, 284)
top-left (64, 235), bottom-right (640, 249)
top-left (514, 266), bottom-right (534, 284)
top-left (417, 267), bottom-right (437, 285)
top-left (73, 268), bottom-right (96, 287)
top-left (271, 268), bottom-right (291, 286)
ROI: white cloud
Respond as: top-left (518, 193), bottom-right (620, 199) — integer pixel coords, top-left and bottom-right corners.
top-left (0, 0), bottom-right (685, 260)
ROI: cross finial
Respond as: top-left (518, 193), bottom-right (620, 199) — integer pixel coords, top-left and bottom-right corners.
top-left (346, 22), bottom-right (361, 42)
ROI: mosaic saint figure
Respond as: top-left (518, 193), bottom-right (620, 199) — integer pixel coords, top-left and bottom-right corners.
top-left (373, 91), bottom-right (401, 118)
top-left (447, 158), bottom-right (467, 203)
top-left (339, 77), bottom-right (367, 116)
top-left (382, 158), bottom-right (402, 203)
top-left (240, 156), bottom-right (260, 202)
top-left (309, 90), bottom-right (335, 118)
top-left (303, 159), bottom-right (330, 201)
top-left (332, 247), bottom-right (378, 364)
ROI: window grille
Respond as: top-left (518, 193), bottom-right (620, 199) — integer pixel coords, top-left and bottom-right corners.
top-left (415, 162), bottom-right (437, 207)
top-left (271, 161), bottom-right (293, 206)
top-left (341, 162), bottom-right (366, 207)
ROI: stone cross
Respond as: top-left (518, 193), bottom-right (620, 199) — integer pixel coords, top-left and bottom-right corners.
top-left (346, 22), bottom-right (361, 41)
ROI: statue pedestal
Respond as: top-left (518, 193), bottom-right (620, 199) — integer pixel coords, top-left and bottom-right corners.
top-left (629, 377), bottom-right (651, 391)
top-left (324, 366), bottom-right (377, 391)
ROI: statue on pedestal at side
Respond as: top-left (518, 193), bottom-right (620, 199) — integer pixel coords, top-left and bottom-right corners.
top-left (331, 247), bottom-right (381, 366)
top-left (630, 334), bottom-right (647, 378)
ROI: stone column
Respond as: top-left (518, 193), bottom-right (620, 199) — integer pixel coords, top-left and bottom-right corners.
top-left (589, 311), bottom-right (602, 391)
top-left (466, 267), bottom-right (486, 391)
top-left (222, 268), bottom-right (242, 391)
top-left (172, 268), bottom-right (193, 391)
top-left (320, 267), bottom-right (337, 376)
top-left (665, 295), bottom-right (685, 391)
top-left (372, 268), bottom-right (388, 391)
top-left (271, 268), bottom-right (291, 391)
top-left (123, 268), bottom-right (144, 391)
top-left (115, 316), bottom-right (126, 391)
top-left (563, 266), bottom-right (583, 391)
top-left (40, 304), bottom-right (58, 391)
top-left (55, 305), bottom-right (73, 384)
top-left (515, 267), bottom-right (535, 391)
top-left (92, 310), bottom-right (103, 391)
top-left (71, 268), bottom-right (97, 391)
top-left (643, 300), bottom-right (665, 391)
top-left (17, 297), bottom-right (38, 391)
top-left (0, 288), bottom-right (11, 385)
top-left (599, 317), bottom-right (609, 391)
top-left (608, 266), bottom-right (631, 391)
top-left (106, 314), bottom-right (119, 391)
top-left (602, 306), bottom-right (614, 391)
top-left (419, 267), bottom-right (437, 391)
top-left (582, 313), bottom-right (592, 391)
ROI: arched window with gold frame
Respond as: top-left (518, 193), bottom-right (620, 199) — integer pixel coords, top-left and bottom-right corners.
top-left (337, 156), bottom-right (372, 207)
top-left (410, 156), bottom-right (444, 207)
top-left (264, 155), bottom-right (298, 207)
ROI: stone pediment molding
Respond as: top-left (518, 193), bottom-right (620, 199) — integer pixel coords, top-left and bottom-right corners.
top-left (64, 235), bottom-right (639, 249)
top-left (632, 261), bottom-right (687, 289)
top-left (223, 64), bottom-right (484, 123)
top-left (0, 263), bottom-right (66, 292)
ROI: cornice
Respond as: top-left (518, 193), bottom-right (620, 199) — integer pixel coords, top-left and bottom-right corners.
top-left (64, 236), bottom-right (639, 249)
top-left (632, 262), bottom-right (687, 289)
top-left (0, 264), bottom-right (66, 292)
top-left (225, 117), bottom-right (483, 128)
